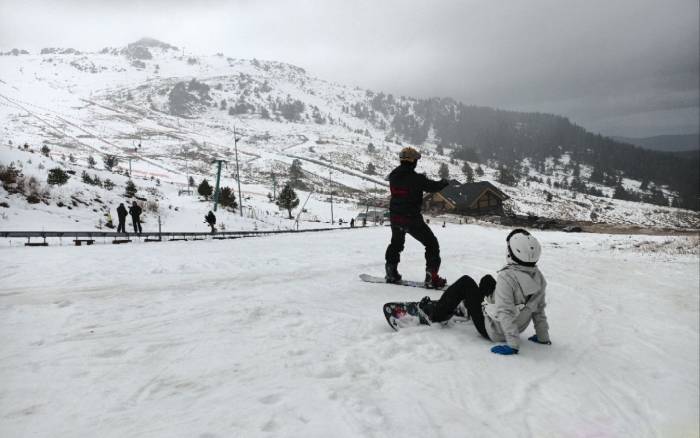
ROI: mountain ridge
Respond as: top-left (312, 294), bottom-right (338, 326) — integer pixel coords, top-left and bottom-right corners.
top-left (0, 38), bottom-right (698, 232)
top-left (611, 134), bottom-right (699, 152)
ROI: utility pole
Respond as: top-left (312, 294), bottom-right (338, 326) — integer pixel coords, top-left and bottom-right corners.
top-left (212, 159), bottom-right (226, 211)
top-left (329, 169), bottom-right (334, 224)
top-left (233, 126), bottom-right (243, 217)
top-left (183, 147), bottom-right (190, 194)
top-left (294, 190), bottom-right (314, 230)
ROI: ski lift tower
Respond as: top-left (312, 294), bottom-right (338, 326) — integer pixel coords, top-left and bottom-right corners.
top-left (211, 159), bottom-right (227, 212)
top-left (329, 168), bottom-right (334, 224)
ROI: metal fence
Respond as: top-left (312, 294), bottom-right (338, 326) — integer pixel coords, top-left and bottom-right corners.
top-left (0, 227), bottom-right (349, 246)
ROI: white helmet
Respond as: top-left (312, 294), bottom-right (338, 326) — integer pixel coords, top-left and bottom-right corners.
top-left (506, 229), bottom-right (541, 266)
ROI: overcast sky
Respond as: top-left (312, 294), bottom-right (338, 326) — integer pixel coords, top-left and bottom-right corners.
top-left (1, 0), bottom-right (698, 137)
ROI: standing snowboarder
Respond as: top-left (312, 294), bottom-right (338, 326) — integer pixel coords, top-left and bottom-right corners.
top-left (385, 147), bottom-right (449, 288)
top-left (128, 201), bottom-right (142, 234)
top-left (205, 210), bottom-right (216, 233)
top-left (416, 229), bottom-right (551, 355)
top-left (116, 203), bottom-right (128, 233)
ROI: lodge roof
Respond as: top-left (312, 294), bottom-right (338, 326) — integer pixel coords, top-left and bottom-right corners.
top-left (436, 180), bottom-right (509, 208)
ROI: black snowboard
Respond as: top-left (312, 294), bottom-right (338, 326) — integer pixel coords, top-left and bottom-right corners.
top-left (382, 301), bottom-right (470, 331)
top-left (360, 273), bottom-right (448, 290)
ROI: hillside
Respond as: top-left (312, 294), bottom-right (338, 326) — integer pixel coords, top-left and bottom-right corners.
top-left (612, 134), bottom-right (700, 153)
top-left (0, 39), bottom-right (698, 231)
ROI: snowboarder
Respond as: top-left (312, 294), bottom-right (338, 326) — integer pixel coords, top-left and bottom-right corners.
top-left (205, 210), bottom-right (216, 233)
top-left (116, 203), bottom-right (128, 233)
top-left (128, 201), bottom-right (142, 234)
top-left (416, 229), bottom-right (551, 355)
top-left (385, 146), bottom-right (449, 288)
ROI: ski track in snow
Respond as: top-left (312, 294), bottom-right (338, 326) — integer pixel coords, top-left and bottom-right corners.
top-left (0, 226), bottom-right (698, 437)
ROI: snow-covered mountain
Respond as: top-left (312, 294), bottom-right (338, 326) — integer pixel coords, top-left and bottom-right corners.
top-left (1, 38), bottom-right (698, 231)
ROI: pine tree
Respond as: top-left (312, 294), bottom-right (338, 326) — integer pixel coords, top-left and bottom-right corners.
top-left (438, 163), bottom-right (450, 180)
top-left (198, 179), bottom-right (213, 200)
top-left (188, 176), bottom-right (195, 188)
top-left (47, 168), bottom-right (69, 185)
top-left (497, 165), bottom-right (517, 186)
top-left (81, 171), bottom-right (93, 184)
top-left (277, 183), bottom-right (299, 218)
top-left (219, 186), bottom-right (237, 210)
top-left (125, 180), bottom-right (138, 198)
top-left (41, 145), bottom-right (50, 157)
top-left (462, 162), bottom-right (474, 183)
top-left (103, 154), bottom-right (118, 171)
top-left (365, 162), bottom-right (376, 175)
top-left (87, 155), bottom-right (96, 168)
top-left (475, 165), bottom-right (484, 177)
top-left (289, 159), bottom-right (305, 188)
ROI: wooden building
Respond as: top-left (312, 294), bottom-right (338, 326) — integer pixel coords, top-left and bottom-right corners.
top-left (423, 180), bottom-right (509, 215)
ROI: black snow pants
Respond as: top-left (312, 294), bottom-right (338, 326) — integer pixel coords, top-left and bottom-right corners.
top-left (385, 217), bottom-right (440, 271)
top-left (117, 217), bottom-right (127, 233)
top-left (131, 216), bottom-right (142, 234)
top-left (431, 275), bottom-right (490, 339)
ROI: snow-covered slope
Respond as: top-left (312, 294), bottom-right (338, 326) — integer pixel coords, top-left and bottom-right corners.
top-left (0, 40), bottom-right (698, 230)
top-left (1, 225), bottom-right (698, 437)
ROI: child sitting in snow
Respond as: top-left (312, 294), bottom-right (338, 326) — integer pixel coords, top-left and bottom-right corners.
top-left (418, 228), bottom-right (551, 355)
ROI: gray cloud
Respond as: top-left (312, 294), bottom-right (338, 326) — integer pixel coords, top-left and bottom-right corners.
top-left (0, 0), bottom-right (697, 137)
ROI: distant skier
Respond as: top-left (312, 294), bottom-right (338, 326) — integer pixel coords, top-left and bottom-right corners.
top-left (385, 146), bottom-right (449, 288)
top-left (116, 203), bottom-right (128, 233)
top-left (417, 229), bottom-right (551, 355)
top-left (128, 201), bottom-right (142, 234)
top-left (205, 210), bottom-right (216, 233)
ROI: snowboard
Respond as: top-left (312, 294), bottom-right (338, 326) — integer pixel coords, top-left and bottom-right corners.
top-left (382, 301), bottom-right (470, 331)
top-left (359, 273), bottom-right (448, 290)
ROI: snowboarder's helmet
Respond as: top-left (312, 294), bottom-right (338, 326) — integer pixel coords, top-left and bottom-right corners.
top-left (506, 228), bottom-right (541, 266)
top-left (399, 147), bottom-right (421, 163)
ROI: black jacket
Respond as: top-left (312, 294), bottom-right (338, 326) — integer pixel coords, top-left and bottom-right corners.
top-left (387, 163), bottom-right (448, 223)
top-left (128, 204), bottom-right (142, 218)
top-left (117, 205), bottom-right (128, 219)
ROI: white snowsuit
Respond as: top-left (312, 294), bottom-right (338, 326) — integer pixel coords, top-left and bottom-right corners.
top-left (483, 262), bottom-right (550, 350)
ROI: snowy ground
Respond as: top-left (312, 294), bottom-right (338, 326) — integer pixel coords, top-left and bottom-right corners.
top-left (0, 225), bottom-right (698, 437)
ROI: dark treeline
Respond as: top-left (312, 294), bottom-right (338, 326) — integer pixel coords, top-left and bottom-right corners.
top-left (363, 94), bottom-right (698, 210)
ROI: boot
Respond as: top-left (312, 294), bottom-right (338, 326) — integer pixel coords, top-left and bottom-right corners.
top-left (424, 269), bottom-right (447, 289)
top-left (385, 263), bottom-right (402, 283)
top-left (417, 296), bottom-right (434, 325)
